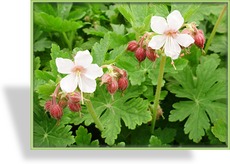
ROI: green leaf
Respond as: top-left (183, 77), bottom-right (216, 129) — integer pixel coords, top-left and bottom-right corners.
top-left (149, 136), bottom-right (162, 146)
top-left (90, 85), bottom-right (151, 145)
top-left (33, 97), bottom-right (75, 147)
top-left (57, 3), bottom-right (72, 19)
top-left (34, 12), bottom-right (84, 32)
top-left (34, 56), bottom-right (41, 70)
top-left (83, 26), bottom-right (109, 37)
top-left (168, 55), bottom-right (227, 143)
top-left (91, 33), bottom-right (110, 65)
top-left (208, 35), bottom-right (227, 55)
top-left (75, 126), bottom-right (99, 146)
top-left (154, 128), bottom-right (177, 144)
top-left (34, 37), bottom-right (52, 52)
top-left (211, 120), bottom-right (227, 143)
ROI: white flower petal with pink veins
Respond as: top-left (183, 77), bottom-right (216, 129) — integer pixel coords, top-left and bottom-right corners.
top-left (164, 36), bottom-right (181, 60)
top-left (60, 73), bottom-right (79, 93)
top-left (167, 10), bottom-right (184, 31)
top-left (79, 74), bottom-right (97, 93)
top-left (84, 64), bottom-right (103, 79)
top-left (175, 34), bottom-right (194, 47)
top-left (74, 50), bottom-right (93, 68)
top-left (148, 35), bottom-right (166, 50)
top-left (150, 16), bottom-right (168, 34)
top-left (56, 58), bottom-right (74, 74)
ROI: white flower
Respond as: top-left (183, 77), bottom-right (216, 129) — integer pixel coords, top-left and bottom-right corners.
top-left (148, 10), bottom-right (194, 60)
top-left (56, 50), bottom-right (103, 93)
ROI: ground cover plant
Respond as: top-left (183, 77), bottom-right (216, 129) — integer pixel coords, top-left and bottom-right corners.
top-left (33, 2), bottom-right (228, 148)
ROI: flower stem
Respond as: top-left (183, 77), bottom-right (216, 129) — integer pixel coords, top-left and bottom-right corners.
top-left (85, 98), bottom-right (104, 132)
top-left (150, 55), bottom-right (166, 134)
top-left (204, 4), bottom-right (227, 53)
top-left (62, 32), bottom-right (72, 50)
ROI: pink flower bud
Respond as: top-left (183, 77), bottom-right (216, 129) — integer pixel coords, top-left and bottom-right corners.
top-left (135, 47), bottom-right (146, 63)
top-left (50, 104), bottom-right (63, 120)
top-left (58, 99), bottom-right (67, 108)
top-left (44, 100), bottom-right (52, 112)
top-left (194, 29), bottom-right (205, 49)
top-left (67, 92), bottom-right (81, 103)
top-left (118, 77), bottom-right (128, 91)
top-left (107, 79), bottom-right (118, 95)
top-left (146, 48), bottom-right (158, 62)
top-left (127, 40), bottom-right (139, 52)
top-left (101, 73), bottom-right (112, 85)
top-left (68, 101), bottom-right (82, 112)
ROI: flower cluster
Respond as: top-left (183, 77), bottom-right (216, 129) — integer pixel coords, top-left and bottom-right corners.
top-left (44, 90), bottom-right (82, 120)
top-left (127, 10), bottom-right (205, 65)
top-left (127, 34), bottom-right (159, 63)
top-left (101, 65), bottom-right (128, 96)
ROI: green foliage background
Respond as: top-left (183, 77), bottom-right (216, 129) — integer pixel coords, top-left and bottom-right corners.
top-left (33, 2), bottom-right (228, 148)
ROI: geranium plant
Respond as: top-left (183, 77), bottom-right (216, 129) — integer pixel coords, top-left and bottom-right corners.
top-left (33, 2), bottom-right (227, 147)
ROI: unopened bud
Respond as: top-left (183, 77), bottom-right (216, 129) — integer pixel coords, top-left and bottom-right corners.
top-left (101, 73), bottom-right (112, 85)
top-left (68, 101), bottom-right (81, 112)
top-left (135, 47), bottom-right (146, 63)
top-left (118, 77), bottom-right (128, 91)
top-left (58, 99), bottom-right (67, 108)
top-left (127, 40), bottom-right (139, 52)
top-left (194, 29), bottom-right (205, 49)
top-left (50, 104), bottom-right (63, 120)
top-left (67, 92), bottom-right (81, 103)
top-left (146, 48), bottom-right (158, 62)
top-left (107, 79), bottom-right (118, 95)
top-left (44, 100), bottom-right (52, 112)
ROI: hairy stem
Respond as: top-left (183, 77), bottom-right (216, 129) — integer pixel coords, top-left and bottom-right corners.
top-left (150, 55), bottom-right (166, 134)
top-left (85, 99), bottom-right (104, 132)
top-left (204, 4), bottom-right (227, 53)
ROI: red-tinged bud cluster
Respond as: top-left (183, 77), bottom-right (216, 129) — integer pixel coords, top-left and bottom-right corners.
top-left (44, 100), bottom-right (63, 120)
top-left (101, 65), bottom-right (129, 96)
top-left (127, 34), bottom-right (158, 63)
top-left (66, 92), bottom-right (82, 113)
top-left (182, 23), bottom-right (205, 49)
top-left (44, 90), bottom-right (82, 120)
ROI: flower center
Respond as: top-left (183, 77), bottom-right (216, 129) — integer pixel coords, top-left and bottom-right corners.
top-left (164, 30), bottom-right (177, 38)
top-left (72, 65), bottom-right (85, 75)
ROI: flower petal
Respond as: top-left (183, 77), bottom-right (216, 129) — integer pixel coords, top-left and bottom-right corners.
top-left (56, 58), bottom-right (74, 74)
top-left (60, 73), bottom-right (78, 93)
top-left (84, 64), bottom-right (103, 79)
top-left (148, 35), bottom-right (166, 50)
top-left (74, 50), bottom-right (93, 68)
top-left (175, 34), bottom-right (194, 47)
top-left (79, 74), bottom-right (96, 93)
top-left (150, 16), bottom-right (168, 34)
top-left (164, 36), bottom-right (181, 60)
top-left (167, 10), bottom-right (184, 31)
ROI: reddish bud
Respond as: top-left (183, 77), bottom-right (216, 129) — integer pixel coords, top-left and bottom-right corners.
top-left (67, 92), bottom-right (81, 103)
top-left (58, 99), bottom-right (67, 108)
top-left (44, 100), bottom-right (52, 111)
top-left (118, 77), bottom-right (128, 91)
top-left (68, 101), bottom-right (82, 112)
top-left (101, 73), bottom-right (112, 85)
top-left (135, 47), bottom-right (146, 63)
top-left (194, 29), bottom-right (205, 49)
top-left (127, 40), bottom-right (139, 52)
top-left (146, 48), bottom-right (158, 62)
top-left (107, 79), bottom-right (118, 95)
top-left (50, 104), bottom-right (63, 120)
